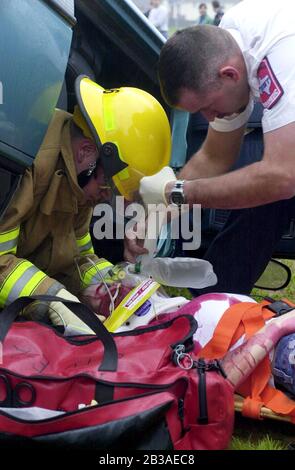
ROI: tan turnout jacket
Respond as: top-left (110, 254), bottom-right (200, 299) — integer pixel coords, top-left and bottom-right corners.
top-left (0, 109), bottom-right (112, 309)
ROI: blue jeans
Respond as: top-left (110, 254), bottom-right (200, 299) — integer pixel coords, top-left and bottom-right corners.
top-left (180, 197), bottom-right (295, 296)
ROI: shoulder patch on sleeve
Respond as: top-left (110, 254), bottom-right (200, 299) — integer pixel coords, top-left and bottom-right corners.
top-left (257, 57), bottom-right (284, 110)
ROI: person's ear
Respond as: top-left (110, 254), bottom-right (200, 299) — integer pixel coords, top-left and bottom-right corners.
top-left (219, 66), bottom-right (240, 82)
top-left (77, 139), bottom-right (98, 164)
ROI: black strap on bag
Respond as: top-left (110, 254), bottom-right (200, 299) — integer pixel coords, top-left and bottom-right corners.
top-left (0, 295), bottom-right (118, 372)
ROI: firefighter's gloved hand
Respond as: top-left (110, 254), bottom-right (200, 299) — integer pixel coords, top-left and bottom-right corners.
top-left (139, 166), bottom-right (176, 206)
top-left (49, 288), bottom-right (105, 335)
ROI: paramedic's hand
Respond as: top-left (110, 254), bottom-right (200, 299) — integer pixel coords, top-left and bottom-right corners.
top-left (49, 288), bottom-right (105, 335)
top-left (139, 167), bottom-right (176, 206)
top-left (124, 218), bottom-right (148, 263)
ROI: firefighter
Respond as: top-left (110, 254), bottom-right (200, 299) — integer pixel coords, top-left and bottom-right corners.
top-left (0, 76), bottom-right (171, 333)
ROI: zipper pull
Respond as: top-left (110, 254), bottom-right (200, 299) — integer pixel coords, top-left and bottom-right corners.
top-left (196, 358), bottom-right (209, 425)
top-left (178, 398), bottom-right (186, 436)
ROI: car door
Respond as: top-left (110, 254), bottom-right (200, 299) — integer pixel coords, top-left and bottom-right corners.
top-left (0, 0), bottom-right (75, 219)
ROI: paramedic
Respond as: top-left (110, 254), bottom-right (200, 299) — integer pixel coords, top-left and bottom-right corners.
top-left (137, 0), bottom-right (295, 295)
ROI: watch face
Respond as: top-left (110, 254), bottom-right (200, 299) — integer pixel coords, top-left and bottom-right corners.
top-left (170, 181), bottom-right (185, 206)
top-left (171, 192), bottom-right (184, 206)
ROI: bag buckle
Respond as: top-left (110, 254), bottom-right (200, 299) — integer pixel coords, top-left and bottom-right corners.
top-left (265, 299), bottom-right (295, 317)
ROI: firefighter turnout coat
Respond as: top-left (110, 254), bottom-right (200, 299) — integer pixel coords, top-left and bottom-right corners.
top-left (0, 109), bottom-right (113, 310)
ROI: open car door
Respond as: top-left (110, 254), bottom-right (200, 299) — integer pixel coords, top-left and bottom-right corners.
top-left (0, 0), bottom-right (75, 219)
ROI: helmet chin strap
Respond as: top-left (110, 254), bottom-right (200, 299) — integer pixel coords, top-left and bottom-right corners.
top-left (99, 142), bottom-right (128, 179)
top-left (77, 142), bottom-right (128, 189)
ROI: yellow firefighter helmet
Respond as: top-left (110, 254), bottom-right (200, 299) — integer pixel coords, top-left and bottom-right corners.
top-left (73, 75), bottom-right (171, 200)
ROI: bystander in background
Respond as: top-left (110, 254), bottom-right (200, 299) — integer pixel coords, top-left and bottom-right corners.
top-left (212, 1), bottom-right (224, 25)
top-left (147, 0), bottom-right (169, 39)
top-left (197, 3), bottom-right (213, 25)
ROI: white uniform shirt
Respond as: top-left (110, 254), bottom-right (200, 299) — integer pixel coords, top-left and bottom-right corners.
top-left (148, 5), bottom-right (168, 34)
top-left (210, 0), bottom-right (295, 134)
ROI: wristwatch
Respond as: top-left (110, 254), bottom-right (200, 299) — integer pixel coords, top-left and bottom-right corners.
top-left (169, 180), bottom-right (186, 207)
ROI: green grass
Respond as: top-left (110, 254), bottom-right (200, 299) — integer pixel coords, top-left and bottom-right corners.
top-left (231, 413), bottom-right (295, 450)
top-left (165, 286), bottom-right (193, 299)
top-left (252, 259), bottom-right (295, 301)
top-left (230, 435), bottom-right (287, 451)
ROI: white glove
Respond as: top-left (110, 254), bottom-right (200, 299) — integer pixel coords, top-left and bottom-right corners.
top-left (49, 289), bottom-right (105, 335)
top-left (139, 166), bottom-right (176, 206)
